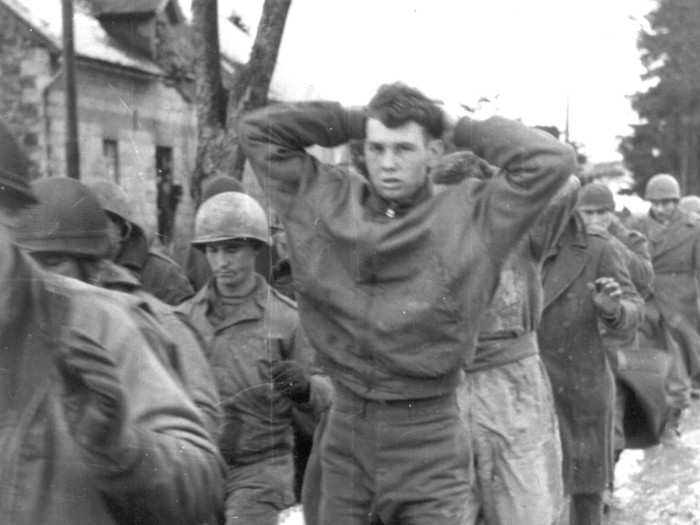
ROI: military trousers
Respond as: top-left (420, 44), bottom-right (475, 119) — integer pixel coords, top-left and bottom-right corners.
top-left (318, 384), bottom-right (470, 524)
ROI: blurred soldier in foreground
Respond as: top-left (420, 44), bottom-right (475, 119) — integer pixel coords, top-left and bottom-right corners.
top-left (14, 177), bottom-right (221, 440)
top-left (434, 151), bottom-right (579, 523)
top-left (0, 120), bottom-right (223, 524)
top-left (630, 174), bottom-right (700, 430)
top-left (538, 198), bottom-right (643, 525)
top-left (177, 192), bottom-right (325, 525)
top-left (237, 82), bottom-right (574, 523)
top-left (87, 179), bottom-right (194, 305)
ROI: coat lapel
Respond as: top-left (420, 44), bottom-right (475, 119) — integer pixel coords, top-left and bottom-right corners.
top-left (542, 220), bottom-right (590, 309)
top-left (651, 216), bottom-right (699, 259)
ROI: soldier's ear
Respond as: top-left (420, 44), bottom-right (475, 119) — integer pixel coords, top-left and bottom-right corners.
top-left (427, 138), bottom-right (445, 168)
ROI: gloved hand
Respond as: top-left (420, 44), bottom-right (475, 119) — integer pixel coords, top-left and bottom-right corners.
top-left (270, 360), bottom-right (310, 404)
top-left (58, 328), bottom-right (127, 453)
top-left (588, 277), bottom-right (623, 320)
top-left (431, 150), bottom-right (497, 185)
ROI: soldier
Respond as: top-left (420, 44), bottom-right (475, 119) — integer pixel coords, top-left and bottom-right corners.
top-left (538, 208), bottom-right (643, 525)
top-left (176, 191), bottom-right (325, 525)
top-left (86, 180), bottom-right (194, 305)
top-left (14, 177), bottom-right (221, 440)
top-left (630, 174), bottom-right (700, 431)
top-left (450, 168), bottom-right (580, 524)
top-left (237, 82), bottom-right (574, 523)
top-left (0, 121), bottom-right (224, 523)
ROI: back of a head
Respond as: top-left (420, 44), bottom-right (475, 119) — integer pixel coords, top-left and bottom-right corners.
top-left (578, 183), bottom-right (615, 210)
top-left (0, 119), bottom-right (37, 211)
top-left (15, 177), bottom-right (111, 258)
top-left (680, 195), bottom-right (700, 216)
top-left (645, 173), bottom-right (680, 201)
top-left (201, 174), bottom-right (244, 204)
top-left (368, 82), bottom-right (444, 139)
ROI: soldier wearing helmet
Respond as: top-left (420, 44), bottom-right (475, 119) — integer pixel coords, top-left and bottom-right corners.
top-left (15, 176), bottom-right (222, 441)
top-left (86, 179), bottom-right (194, 305)
top-left (176, 191), bottom-right (328, 525)
top-left (0, 120), bottom-right (224, 523)
top-left (630, 173), bottom-right (700, 438)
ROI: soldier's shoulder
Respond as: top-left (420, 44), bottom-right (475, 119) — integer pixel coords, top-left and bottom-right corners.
top-left (47, 272), bottom-right (145, 326)
top-left (146, 248), bottom-right (181, 268)
top-left (269, 285), bottom-right (298, 311)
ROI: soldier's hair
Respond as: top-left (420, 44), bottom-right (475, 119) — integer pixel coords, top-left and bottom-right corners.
top-left (367, 82), bottom-right (444, 140)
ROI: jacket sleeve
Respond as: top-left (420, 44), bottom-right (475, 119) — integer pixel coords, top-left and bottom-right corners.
top-left (596, 238), bottom-right (644, 335)
top-left (237, 102), bottom-right (366, 216)
top-left (452, 117), bottom-right (576, 262)
top-left (529, 175), bottom-right (580, 261)
top-left (79, 303), bottom-right (224, 525)
top-left (168, 312), bottom-right (222, 441)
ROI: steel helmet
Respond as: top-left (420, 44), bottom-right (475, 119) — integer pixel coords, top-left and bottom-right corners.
top-left (645, 174), bottom-right (681, 201)
top-left (0, 119), bottom-right (37, 208)
top-left (577, 183), bottom-right (615, 210)
top-left (192, 191), bottom-right (269, 247)
top-left (86, 179), bottom-right (141, 229)
top-left (680, 195), bottom-right (700, 215)
top-left (14, 177), bottom-right (111, 258)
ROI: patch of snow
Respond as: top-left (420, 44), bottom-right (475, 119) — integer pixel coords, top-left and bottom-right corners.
top-left (614, 449), bottom-right (645, 505)
top-left (278, 505), bottom-right (304, 525)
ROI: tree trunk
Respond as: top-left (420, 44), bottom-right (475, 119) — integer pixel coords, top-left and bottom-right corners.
top-left (191, 0), bottom-right (292, 203)
top-left (191, 0), bottom-right (227, 205)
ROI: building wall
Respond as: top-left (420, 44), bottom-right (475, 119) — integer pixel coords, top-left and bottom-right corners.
top-left (0, 1), bottom-right (54, 177)
top-left (44, 62), bottom-right (197, 257)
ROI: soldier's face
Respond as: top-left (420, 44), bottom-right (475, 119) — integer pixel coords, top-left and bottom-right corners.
top-left (650, 199), bottom-right (678, 223)
top-left (205, 240), bottom-right (257, 290)
top-left (578, 206), bottom-right (613, 233)
top-left (364, 119), bottom-right (441, 203)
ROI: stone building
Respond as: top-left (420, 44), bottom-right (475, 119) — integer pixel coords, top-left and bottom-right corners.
top-left (0, 0), bottom-right (210, 252)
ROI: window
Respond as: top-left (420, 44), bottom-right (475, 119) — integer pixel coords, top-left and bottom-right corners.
top-left (103, 139), bottom-right (119, 182)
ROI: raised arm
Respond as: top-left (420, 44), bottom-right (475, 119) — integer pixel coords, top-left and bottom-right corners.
top-left (453, 117), bottom-right (576, 261)
top-left (237, 102), bottom-right (365, 213)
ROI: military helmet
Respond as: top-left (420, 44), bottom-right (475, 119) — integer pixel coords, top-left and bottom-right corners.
top-left (680, 195), bottom-right (700, 215)
top-left (86, 179), bottom-right (140, 229)
top-left (15, 177), bottom-right (111, 258)
top-left (192, 191), bottom-right (269, 247)
top-left (577, 183), bottom-right (615, 210)
top-left (645, 174), bottom-right (681, 201)
top-left (0, 119), bottom-right (37, 208)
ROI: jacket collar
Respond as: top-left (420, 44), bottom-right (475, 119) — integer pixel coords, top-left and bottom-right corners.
top-left (115, 227), bottom-right (149, 274)
top-left (197, 273), bottom-right (269, 330)
top-left (364, 179), bottom-right (433, 219)
top-left (87, 259), bottom-right (141, 293)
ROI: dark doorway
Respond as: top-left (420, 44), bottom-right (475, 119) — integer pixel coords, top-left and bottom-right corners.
top-left (155, 146), bottom-right (181, 245)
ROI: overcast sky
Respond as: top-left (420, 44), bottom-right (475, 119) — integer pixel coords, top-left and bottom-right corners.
top-left (189, 0), bottom-right (656, 162)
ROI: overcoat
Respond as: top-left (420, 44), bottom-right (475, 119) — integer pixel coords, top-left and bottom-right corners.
top-left (631, 209), bottom-right (700, 381)
top-left (538, 215), bottom-right (642, 494)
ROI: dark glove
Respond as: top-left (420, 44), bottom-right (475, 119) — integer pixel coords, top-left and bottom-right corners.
top-left (270, 360), bottom-right (310, 403)
top-left (431, 150), bottom-right (497, 185)
top-left (59, 329), bottom-right (127, 452)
